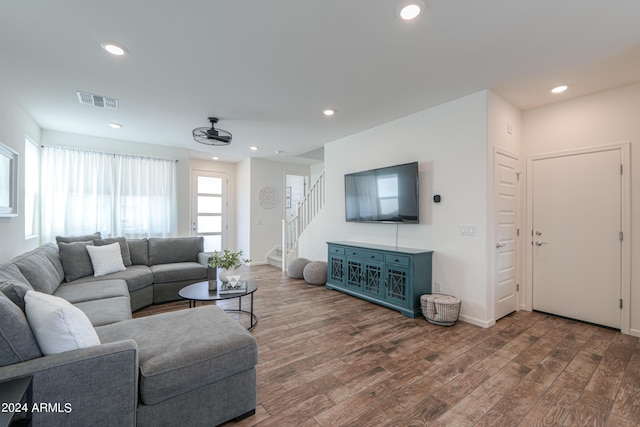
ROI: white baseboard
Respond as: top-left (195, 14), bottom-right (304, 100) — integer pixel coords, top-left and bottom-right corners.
top-left (629, 328), bottom-right (640, 338)
top-left (459, 314), bottom-right (495, 329)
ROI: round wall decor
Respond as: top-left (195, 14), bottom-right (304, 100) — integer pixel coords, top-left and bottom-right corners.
top-left (258, 186), bottom-right (278, 209)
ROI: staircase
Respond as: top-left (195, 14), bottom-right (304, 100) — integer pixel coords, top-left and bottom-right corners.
top-left (281, 171), bottom-right (325, 271)
top-left (265, 246), bottom-right (283, 268)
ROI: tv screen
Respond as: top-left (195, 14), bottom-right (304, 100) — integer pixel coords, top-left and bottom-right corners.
top-left (345, 162), bottom-right (419, 224)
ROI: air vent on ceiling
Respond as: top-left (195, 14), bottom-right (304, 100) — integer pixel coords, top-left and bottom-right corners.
top-left (76, 91), bottom-right (119, 110)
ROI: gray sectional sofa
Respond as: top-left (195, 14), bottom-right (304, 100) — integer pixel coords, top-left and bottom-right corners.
top-left (0, 235), bottom-right (258, 426)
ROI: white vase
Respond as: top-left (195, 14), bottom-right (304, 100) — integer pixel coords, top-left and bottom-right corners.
top-left (218, 268), bottom-right (237, 283)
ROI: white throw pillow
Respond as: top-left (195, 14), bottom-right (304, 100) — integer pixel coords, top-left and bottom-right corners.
top-left (86, 242), bottom-right (126, 277)
top-left (24, 290), bottom-right (101, 356)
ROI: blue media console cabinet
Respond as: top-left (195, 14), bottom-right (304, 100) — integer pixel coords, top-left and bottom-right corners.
top-left (326, 241), bottom-right (433, 318)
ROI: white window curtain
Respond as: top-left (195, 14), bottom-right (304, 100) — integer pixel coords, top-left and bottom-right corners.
top-left (41, 146), bottom-right (177, 241)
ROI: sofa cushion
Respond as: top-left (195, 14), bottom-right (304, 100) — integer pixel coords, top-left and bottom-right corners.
top-left (72, 265), bottom-right (153, 293)
top-left (24, 290), bottom-right (101, 356)
top-left (11, 243), bottom-right (65, 294)
top-left (94, 237), bottom-right (132, 266)
top-left (58, 241), bottom-right (95, 282)
top-left (148, 237), bottom-right (204, 266)
top-left (0, 293), bottom-right (42, 367)
top-left (96, 305), bottom-right (258, 405)
top-left (0, 262), bottom-right (31, 285)
top-left (54, 279), bottom-right (129, 304)
top-left (86, 243), bottom-right (126, 277)
top-left (56, 232), bottom-right (102, 243)
top-left (127, 238), bottom-right (149, 266)
top-left (150, 262), bottom-right (207, 284)
top-left (73, 296), bottom-right (133, 327)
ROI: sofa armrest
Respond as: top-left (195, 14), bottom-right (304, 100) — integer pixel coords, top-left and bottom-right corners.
top-left (197, 251), bottom-right (213, 267)
top-left (198, 252), bottom-right (216, 281)
top-left (0, 340), bottom-right (138, 427)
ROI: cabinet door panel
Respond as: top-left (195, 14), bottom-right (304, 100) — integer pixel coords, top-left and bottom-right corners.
top-left (329, 255), bottom-right (345, 285)
top-left (385, 266), bottom-right (410, 306)
top-left (362, 261), bottom-right (384, 298)
top-left (346, 258), bottom-right (363, 289)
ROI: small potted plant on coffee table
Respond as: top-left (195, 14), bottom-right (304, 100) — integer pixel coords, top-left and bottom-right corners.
top-left (208, 249), bottom-right (251, 285)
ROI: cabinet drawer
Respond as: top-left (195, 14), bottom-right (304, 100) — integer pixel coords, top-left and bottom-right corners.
top-left (385, 254), bottom-right (410, 266)
top-left (329, 246), bottom-right (345, 255)
top-left (346, 249), bottom-right (383, 262)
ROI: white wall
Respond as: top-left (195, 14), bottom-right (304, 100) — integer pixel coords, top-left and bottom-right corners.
top-left (247, 158), bottom-right (309, 263)
top-left (236, 159), bottom-right (251, 256)
top-left (523, 82), bottom-right (640, 336)
top-left (0, 94), bottom-right (42, 262)
top-left (42, 130), bottom-right (192, 237)
top-left (300, 91), bottom-right (494, 326)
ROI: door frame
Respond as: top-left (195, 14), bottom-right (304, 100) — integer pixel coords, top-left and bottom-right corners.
top-left (525, 143), bottom-right (631, 334)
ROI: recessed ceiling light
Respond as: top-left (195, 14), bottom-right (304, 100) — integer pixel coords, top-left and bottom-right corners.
top-left (551, 85), bottom-right (568, 94)
top-left (101, 42), bottom-right (129, 56)
top-left (109, 122), bottom-right (122, 129)
top-left (212, 156), bottom-right (219, 160)
top-left (250, 146), bottom-right (259, 151)
top-left (323, 109), bottom-right (335, 117)
top-left (397, 0), bottom-right (425, 20)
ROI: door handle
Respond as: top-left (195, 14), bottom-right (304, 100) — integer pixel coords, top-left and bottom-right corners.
top-left (535, 240), bottom-right (548, 246)
top-left (496, 243), bottom-right (506, 249)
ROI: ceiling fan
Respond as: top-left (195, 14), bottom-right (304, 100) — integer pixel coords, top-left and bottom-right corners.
top-left (192, 117), bottom-right (232, 146)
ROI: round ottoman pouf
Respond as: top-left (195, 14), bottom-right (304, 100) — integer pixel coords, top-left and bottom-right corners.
top-left (287, 257), bottom-right (311, 279)
top-left (303, 261), bottom-right (328, 285)
top-left (420, 294), bottom-right (461, 326)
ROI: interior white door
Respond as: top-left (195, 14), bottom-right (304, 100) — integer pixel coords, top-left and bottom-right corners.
top-left (495, 150), bottom-right (519, 320)
top-left (191, 170), bottom-right (227, 253)
top-left (532, 149), bottom-right (621, 328)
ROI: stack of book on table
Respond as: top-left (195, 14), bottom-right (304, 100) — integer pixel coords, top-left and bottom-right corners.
top-left (219, 280), bottom-right (247, 294)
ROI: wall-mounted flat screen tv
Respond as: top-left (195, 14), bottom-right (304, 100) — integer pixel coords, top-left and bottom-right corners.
top-left (345, 162), bottom-right (419, 224)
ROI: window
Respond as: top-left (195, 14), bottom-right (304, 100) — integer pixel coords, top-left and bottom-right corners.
top-left (41, 146), bottom-right (177, 241)
top-left (24, 137), bottom-right (39, 238)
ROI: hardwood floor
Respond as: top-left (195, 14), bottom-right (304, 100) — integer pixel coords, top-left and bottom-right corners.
top-left (134, 265), bottom-right (640, 426)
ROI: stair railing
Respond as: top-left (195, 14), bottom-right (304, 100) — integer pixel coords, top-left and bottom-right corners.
top-left (282, 170), bottom-right (325, 270)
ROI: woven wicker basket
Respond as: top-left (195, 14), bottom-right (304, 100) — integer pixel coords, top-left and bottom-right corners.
top-left (420, 294), bottom-right (461, 326)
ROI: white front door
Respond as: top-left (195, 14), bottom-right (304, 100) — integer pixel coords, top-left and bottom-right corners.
top-left (531, 148), bottom-right (622, 328)
top-left (494, 150), bottom-right (519, 320)
top-left (191, 170), bottom-right (227, 253)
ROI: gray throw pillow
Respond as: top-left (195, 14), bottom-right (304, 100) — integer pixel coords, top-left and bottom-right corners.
top-left (94, 237), bottom-right (132, 267)
top-left (127, 238), bottom-right (149, 266)
top-left (56, 232), bottom-right (102, 244)
top-left (0, 279), bottom-right (33, 311)
top-left (58, 241), bottom-right (95, 282)
top-left (0, 293), bottom-right (42, 367)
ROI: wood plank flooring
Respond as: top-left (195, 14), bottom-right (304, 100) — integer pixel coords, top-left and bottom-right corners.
top-left (134, 265), bottom-right (640, 426)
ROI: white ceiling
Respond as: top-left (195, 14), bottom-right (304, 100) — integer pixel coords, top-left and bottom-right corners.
top-left (1, 1), bottom-right (639, 163)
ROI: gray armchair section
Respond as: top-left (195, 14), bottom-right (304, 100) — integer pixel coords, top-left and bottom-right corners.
top-left (0, 236), bottom-right (257, 427)
top-left (0, 340), bottom-right (138, 427)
